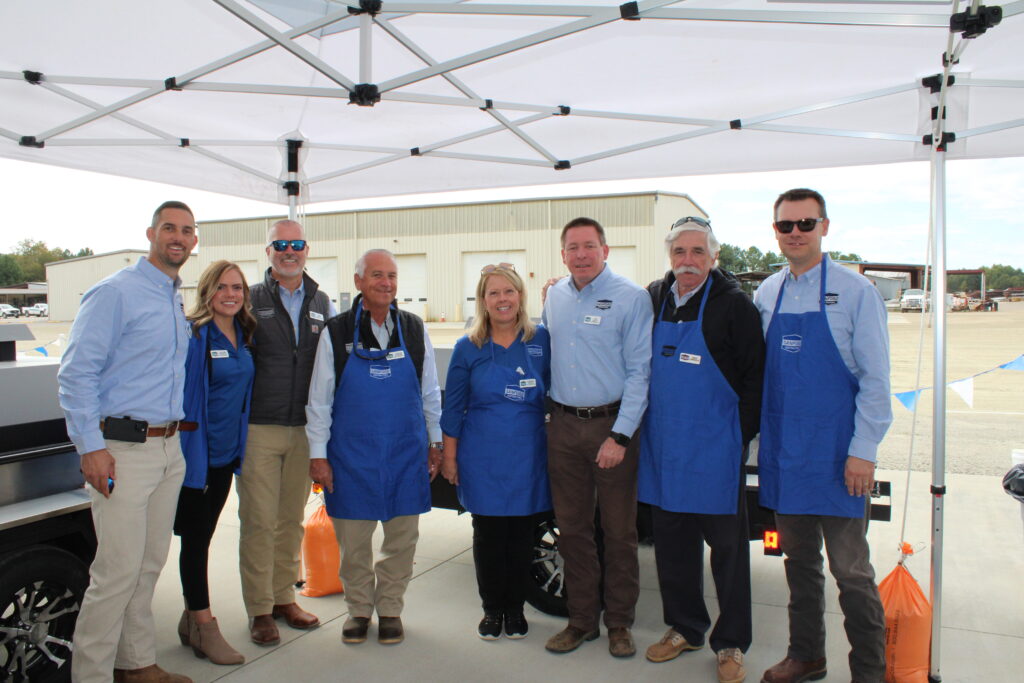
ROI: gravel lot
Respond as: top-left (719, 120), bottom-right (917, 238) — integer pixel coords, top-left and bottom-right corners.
top-left (8, 301), bottom-right (1022, 475)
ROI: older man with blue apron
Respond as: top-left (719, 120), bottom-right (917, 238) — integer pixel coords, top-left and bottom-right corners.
top-left (640, 217), bottom-right (764, 683)
top-left (755, 190), bottom-right (892, 683)
top-left (306, 249), bottom-right (443, 648)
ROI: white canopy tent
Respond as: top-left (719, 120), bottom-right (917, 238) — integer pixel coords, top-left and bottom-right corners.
top-left (2, 2), bottom-right (1022, 679)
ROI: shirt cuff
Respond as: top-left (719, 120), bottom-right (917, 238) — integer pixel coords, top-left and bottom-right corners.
top-left (76, 431), bottom-right (106, 456)
top-left (427, 425), bottom-right (443, 443)
top-left (610, 418), bottom-right (639, 440)
top-left (308, 441), bottom-right (328, 460)
top-left (848, 435), bottom-right (878, 463)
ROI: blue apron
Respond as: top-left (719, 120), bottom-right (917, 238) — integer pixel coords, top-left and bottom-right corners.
top-left (324, 302), bottom-right (430, 521)
top-left (639, 274), bottom-right (742, 514)
top-left (456, 334), bottom-right (551, 516)
top-left (759, 256), bottom-right (864, 518)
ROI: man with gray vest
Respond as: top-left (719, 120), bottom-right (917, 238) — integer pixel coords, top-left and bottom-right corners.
top-left (239, 219), bottom-right (334, 646)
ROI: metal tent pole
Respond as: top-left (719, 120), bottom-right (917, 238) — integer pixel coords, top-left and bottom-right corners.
top-left (286, 139), bottom-right (302, 221)
top-left (928, 147), bottom-right (947, 683)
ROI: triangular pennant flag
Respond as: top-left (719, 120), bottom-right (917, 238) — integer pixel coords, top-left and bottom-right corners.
top-left (52, 333), bottom-right (66, 348)
top-left (895, 390), bottom-right (921, 411)
top-left (32, 346), bottom-right (48, 357)
top-left (999, 355), bottom-right (1024, 371)
top-left (948, 377), bottom-right (974, 408)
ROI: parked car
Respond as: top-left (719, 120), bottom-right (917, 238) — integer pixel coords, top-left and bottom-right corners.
top-left (0, 303), bottom-right (20, 318)
top-left (900, 288), bottom-right (927, 312)
top-left (24, 304), bottom-right (48, 317)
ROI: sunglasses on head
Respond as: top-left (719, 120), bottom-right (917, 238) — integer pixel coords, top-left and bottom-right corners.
top-left (269, 239), bottom-right (307, 252)
top-left (774, 218), bottom-right (824, 234)
top-left (671, 216), bottom-right (711, 230)
top-left (481, 262), bottom-right (515, 274)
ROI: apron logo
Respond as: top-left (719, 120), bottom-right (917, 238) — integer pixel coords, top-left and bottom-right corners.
top-left (824, 292), bottom-right (839, 305)
top-left (679, 352), bottom-right (701, 365)
top-left (370, 364), bottom-right (392, 380)
top-left (782, 334), bottom-right (803, 353)
top-left (526, 344), bottom-right (543, 357)
top-left (504, 385), bottom-right (526, 402)
top-left (595, 299), bottom-right (612, 310)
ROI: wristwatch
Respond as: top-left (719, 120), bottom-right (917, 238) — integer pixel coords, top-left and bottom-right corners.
top-left (609, 431), bottom-right (631, 447)
top-left (430, 441), bottom-right (444, 451)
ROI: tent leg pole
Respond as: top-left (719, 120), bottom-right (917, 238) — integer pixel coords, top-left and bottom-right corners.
top-left (928, 149), bottom-right (947, 683)
top-left (288, 193), bottom-right (297, 222)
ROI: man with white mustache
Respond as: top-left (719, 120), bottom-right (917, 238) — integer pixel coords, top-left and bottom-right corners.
top-left (639, 217), bottom-right (764, 683)
top-left (238, 219), bottom-right (333, 646)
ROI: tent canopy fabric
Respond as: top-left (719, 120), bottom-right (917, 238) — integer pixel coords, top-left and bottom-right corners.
top-left (1, 1), bottom-right (1022, 206)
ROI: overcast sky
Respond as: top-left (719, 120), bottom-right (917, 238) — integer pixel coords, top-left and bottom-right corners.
top-left (2, 156), bottom-right (1022, 270)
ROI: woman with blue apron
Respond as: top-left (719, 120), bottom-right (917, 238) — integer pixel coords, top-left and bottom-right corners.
top-left (639, 269), bottom-right (752, 663)
top-left (440, 264), bottom-right (551, 642)
top-left (759, 255), bottom-right (864, 519)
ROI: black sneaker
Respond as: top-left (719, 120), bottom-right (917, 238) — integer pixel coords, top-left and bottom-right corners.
top-left (503, 611), bottom-right (528, 639)
top-left (478, 612), bottom-right (502, 641)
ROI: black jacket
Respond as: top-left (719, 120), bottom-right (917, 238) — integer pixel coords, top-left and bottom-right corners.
top-left (248, 269), bottom-right (332, 426)
top-left (647, 268), bottom-right (765, 445)
top-left (325, 295), bottom-right (427, 385)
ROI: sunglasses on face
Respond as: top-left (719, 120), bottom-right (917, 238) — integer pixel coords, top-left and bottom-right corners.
top-left (671, 216), bottom-right (711, 230)
top-left (481, 262), bottom-right (515, 274)
top-left (269, 239), bottom-right (307, 252)
top-left (774, 218), bottom-right (824, 234)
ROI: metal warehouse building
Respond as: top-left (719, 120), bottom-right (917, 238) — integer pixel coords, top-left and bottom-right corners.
top-left (47, 191), bottom-right (705, 322)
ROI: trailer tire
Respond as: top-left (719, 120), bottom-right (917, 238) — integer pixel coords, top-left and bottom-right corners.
top-left (0, 546), bottom-right (88, 683)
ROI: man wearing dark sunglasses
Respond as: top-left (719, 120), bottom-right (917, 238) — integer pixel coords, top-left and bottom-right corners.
top-left (754, 189), bottom-right (891, 683)
top-left (238, 219), bottom-right (334, 646)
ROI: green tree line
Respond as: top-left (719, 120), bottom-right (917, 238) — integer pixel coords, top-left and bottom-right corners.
top-left (948, 264), bottom-right (1024, 292)
top-left (0, 240), bottom-right (93, 286)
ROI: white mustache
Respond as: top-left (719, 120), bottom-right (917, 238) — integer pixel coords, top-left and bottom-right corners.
top-left (673, 266), bottom-right (703, 276)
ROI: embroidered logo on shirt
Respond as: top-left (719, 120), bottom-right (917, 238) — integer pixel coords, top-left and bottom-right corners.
top-left (526, 345), bottom-right (544, 357)
top-left (782, 334), bottom-right (803, 353)
top-left (504, 385), bottom-right (526, 402)
top-left (256, 307), bottom-right (275, 319)
top-left (595, 299), bottom-right (613, 310)
top-left (370, 364), bottom-right (392, 380)
top-left (824, 292), bottom-right (839, 305)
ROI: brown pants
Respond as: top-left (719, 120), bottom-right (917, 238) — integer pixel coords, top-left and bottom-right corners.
top-left (547, 410), bottom-right (639, 631)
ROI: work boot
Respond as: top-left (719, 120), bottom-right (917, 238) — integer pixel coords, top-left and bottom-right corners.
top-left (378, 616), bottom-right (404, 644)
top-left (717, 648), bottom-right (746, 683)
top-left (607, 626), bottom-right (636, 658)
top-left (342, 616), bottom-right (370, 644)
top-left (760, 656), bottom-right (827, 683)
top-left (645, 627), bottom-right (702, 663)
top-left (248, 614), bottom-right (280, 646)
top-left (545, 625), bottom-right (599, 653)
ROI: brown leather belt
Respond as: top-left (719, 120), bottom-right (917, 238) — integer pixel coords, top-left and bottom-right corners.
top-left (551, 400), bottom-right (621, 420)
top-left (99, 420), bottom-right (198, 438)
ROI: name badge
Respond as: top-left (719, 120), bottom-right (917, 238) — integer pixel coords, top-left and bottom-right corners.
top-left (519, 378), bottom-right (537, 389)
top-left (386, 350), bottom-right (406, 361)
top-left (679, 352), bottom-right (701, 365)
top-left (583, 315), bottom-right (602, 325)
top-left (526, 345), bottom-right (544, 357)
top-left (370, 364), bottom-right (392, 380)
top-left (504, 385), bottom-right (526, 402)
top-left (309, 310), bottom-right (325, 321)
top-left (210, 349), bottom-right (229, 359)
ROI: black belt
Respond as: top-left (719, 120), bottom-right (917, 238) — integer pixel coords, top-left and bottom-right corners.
top-left (552, 400), bottom-right (621, 420)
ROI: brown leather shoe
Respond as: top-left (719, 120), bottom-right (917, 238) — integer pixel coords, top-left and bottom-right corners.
top-left (113, 664), bottom-right (192, 682)
top-left (272, 602), bottom-right (320, 630)
top-left (760, 656), bottom-right (827, 683)
top-left (249, 614), bottom-right (281, 646)
top-left (607, 626), bottom-right (636, 658)
top-left (544, 625), bottom-right (599, 653)
top-left (342, 616), bottom-right (371, 644)
top-left (378, 616), bottom-right (404, 644)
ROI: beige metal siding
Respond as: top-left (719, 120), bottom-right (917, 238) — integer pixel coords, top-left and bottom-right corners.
top-left (46, 250), bottom-right (145, 321)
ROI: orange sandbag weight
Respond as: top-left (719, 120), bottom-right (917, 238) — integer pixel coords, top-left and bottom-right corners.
top-left (300, 503), bottom-right (344, 597)
top-left (879, 563), bottom-right (931, 682)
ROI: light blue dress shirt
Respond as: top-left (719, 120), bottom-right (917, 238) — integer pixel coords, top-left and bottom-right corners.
top-left (542, 264), bottom-right (653, 437)
top-left (279, 280), bottom-right (306, 342)
top-left (58, 257), bottom-right (189, 455)
top-left (753, 259), bottom-right (893, 462)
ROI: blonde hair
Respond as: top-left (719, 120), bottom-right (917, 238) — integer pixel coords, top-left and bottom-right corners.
top-left (188, 260), bottom-right (257, 344)
top-left (468, 267), bottom-right (536, 347)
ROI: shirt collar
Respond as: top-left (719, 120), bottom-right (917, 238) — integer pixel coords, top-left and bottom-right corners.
top-left (575, 261), bottom-right (612, 293)
top-left (137, 256), bottom-right (181, 289)
top-left (672, 274), bottom-right (709, 308)
top-left (786, 260), bottom-right (823, 285)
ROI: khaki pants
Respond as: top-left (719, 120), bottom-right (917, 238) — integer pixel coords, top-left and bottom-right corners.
top-left (331, 515), bottom-right (419, 618)
top-left (237, 424), bottom-right (312, 616)
top-left (71, 433), bottom-right (186, 683)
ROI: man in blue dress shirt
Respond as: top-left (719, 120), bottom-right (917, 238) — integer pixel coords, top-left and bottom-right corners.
top-left (59, 201), bottom-right (198, 683)
top-left (755, 189), bottom-right (892, 683)
top-left (542, 217), bottom-right (653, 658)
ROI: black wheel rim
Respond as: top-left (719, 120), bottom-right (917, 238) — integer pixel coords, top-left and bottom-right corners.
top-left (1, 579), bottom-right (80, 681)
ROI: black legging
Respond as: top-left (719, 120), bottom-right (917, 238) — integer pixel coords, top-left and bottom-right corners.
top-left (471, 514), bottom-right (536, 613)
top-left (174, 463), bottom-right (235, 611)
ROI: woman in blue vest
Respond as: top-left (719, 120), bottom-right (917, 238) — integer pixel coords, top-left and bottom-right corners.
top-left (175, 260), bottom-right (256, 666)
top-left (440, 264), bottom-right (551, 641)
